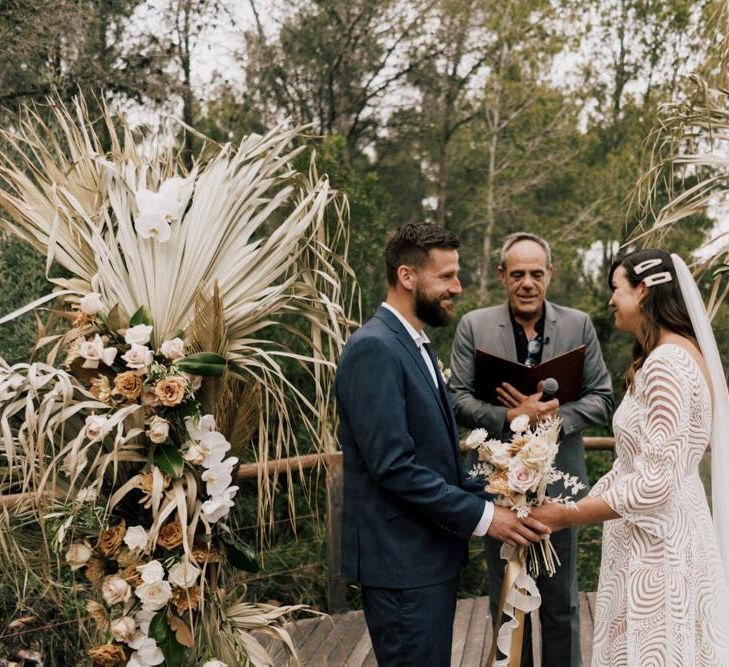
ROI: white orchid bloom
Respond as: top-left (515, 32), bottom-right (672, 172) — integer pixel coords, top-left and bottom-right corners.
top-left (199, 430), bottom-right (231, 468)
top-left (79, 334), bottom-right (117, 369)
top-left (201, 486), bottom-right (239, 523)
top-left (134, 177), bottom-right (190, 243)
top-left (201, 457), bottom-right (238, 497)
top-left (185, 414), bottom-right (216, 440)
top-left (128, 633), bottom-right (165, 665)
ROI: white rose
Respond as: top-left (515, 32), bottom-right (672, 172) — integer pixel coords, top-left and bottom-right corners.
top-left (519, 437), bottom-right (557, 469)
top-left (122, 344), bottom-right (154, 371)
top-left (135, 580), bottom-right (173, 611)
top-left (465, 428), bottom-right (489, 449)
top-left (510, 414), bottom-right (530, 434)
top-left (185, 414), bottom-right (216, 440)
top-left (128, 634), bottom-right (165, 666)
top-left (160, 337), bottom-right (185, 360)
top-left (201, 486), bottom-right (239, 524)
top-left (507, 459), bottom-right (541, 494)
top-left (102, 575), bottom-right (131, 605)
top-left (124, 324), bottom-right (154, 346)
top-left (110, 616), bottom-right (137, 643)
top-left (487, 441), bottom-right (512, 469)
top-left (147, 416), bottom-right (169, 444)
top-left (79, 292), bottom-right (104, 315)
top-left (79, 334), bottom-right (117, 369)
top-left (85, 414), bottom-right (110, 442)
top-left (201, 457), bottom-right (238, 497)
top-left (123, 525), bottom-right (149, 552)
top-left (65, 543), bottom-right (93, 570)
top-left (183, 442), bottom-right (206, 466)
top-left (136, 560), bottom-right (165, 584)
top-left (202, 661), bottom-right (228, 667)
top-left (168, 560), bottom-right (200, 589)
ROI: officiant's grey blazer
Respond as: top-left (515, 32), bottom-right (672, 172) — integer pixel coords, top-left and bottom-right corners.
top-left (450, 301), bottom-right (613, 493)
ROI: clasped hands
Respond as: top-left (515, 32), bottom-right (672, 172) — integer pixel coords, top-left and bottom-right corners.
top-left (496, 381), bottom-right (559, 425)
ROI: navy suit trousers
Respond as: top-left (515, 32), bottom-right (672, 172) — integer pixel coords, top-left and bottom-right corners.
top-left (362, 578), bottom-right (459, 667)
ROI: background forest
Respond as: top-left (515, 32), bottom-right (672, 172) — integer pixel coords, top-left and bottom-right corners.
top-left (1, 0), bottom-right (727, 661)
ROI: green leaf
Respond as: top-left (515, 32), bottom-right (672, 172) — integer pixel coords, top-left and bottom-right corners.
top-left (160, 632), bottom-right (186, 666)
top-left (149, 609), bottom-right (169, 644)
top-left (177, 352), bottom-right (227, 377)
top-left (154, 443), bottom-right (184, 478)
top-left (130, 305), bottom-right (153, 327)
top-left (221, 533), bottom-right (260, 573)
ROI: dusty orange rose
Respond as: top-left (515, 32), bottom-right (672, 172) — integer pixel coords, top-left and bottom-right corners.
top-left (88, 643), bottom-right (126, 667)
top-left (97, 521), bottom-right (126, 557)
top-left (191, 542), bottom-right (222, 564)
top-left (486, 471), bottom-right (514, 498)
top-left (119, 560), bottom-right (145, 587)
top-left (154, 376), bottom-right (187, 406)
top-left (113, 371), bottom-right (142, 401)
top-left (86, 600), bottom-right (110, 632)
top-left (72, 310), bottom-right (93, 328)
top-left (84, 557), bottom-right (107, 586)
top-left (509, 436), bottom-right (530, 455)
top-left (158, 521), bottom-right (185, 550)
top-left (171, 584), bottom-right (200, 615)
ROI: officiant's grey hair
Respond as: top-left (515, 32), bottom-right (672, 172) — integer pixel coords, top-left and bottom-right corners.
top-left (499, 232), bottom-right (552, 267)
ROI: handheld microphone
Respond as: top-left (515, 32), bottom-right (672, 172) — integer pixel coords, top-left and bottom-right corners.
top-left (540, 377), bottom-right (559, 402)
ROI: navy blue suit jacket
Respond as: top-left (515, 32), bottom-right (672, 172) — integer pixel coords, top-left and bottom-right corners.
top-left (335, 306), bottom-right (490, 588)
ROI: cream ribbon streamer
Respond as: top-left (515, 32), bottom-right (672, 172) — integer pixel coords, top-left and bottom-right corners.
top-left (487, 545), bottom-right (542, 667)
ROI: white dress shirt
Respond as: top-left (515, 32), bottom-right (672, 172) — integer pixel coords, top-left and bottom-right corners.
top-left (381, 302), bottom-right (493, 536)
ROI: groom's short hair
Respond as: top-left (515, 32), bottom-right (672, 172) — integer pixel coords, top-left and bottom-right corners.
top-left (385, 223), bottom-right (461, 286)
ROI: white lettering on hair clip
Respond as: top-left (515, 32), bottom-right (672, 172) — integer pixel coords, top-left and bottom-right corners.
top-left (643, 271), bottom-right (672, 287)
top-left (634, 258), bottom-right (663, 274)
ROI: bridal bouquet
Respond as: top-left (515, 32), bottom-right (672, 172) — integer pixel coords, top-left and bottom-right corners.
top-left (467, 414), bottom-right (584, 576)
top-left (467, 415), bottom-right (584, 667)
top-left (0, 97), bottom-right (354, 666)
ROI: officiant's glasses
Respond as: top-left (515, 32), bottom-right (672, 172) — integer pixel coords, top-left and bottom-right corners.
top-left (525, 336), bottom-right (542, 367)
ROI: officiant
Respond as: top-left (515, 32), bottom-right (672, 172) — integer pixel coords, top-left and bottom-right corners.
top-left (449, 232), bottom-right (613, 667)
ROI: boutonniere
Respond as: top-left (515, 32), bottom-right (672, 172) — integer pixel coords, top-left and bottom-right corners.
top-left (437, 358), bottom-right (452, 384)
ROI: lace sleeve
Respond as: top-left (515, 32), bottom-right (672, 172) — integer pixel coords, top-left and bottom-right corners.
top-left (599, 349), bottom-right (693, 538)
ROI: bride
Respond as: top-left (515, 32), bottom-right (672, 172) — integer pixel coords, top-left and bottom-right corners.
top-left (532, 249), bottom-right (729, 665)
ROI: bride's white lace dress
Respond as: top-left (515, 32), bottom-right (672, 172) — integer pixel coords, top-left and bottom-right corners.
top-left (589, 344), bottom-right (729, 666)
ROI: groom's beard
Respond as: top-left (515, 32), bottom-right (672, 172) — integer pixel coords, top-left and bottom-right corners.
top-left (415, 287), bottom-right (455, 327)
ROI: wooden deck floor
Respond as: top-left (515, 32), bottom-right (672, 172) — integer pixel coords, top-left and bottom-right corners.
top-left (264, 592), bottom-right (597, 666)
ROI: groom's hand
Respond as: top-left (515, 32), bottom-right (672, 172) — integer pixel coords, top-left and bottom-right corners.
top-left (486, 505), bottom-right (550, 547)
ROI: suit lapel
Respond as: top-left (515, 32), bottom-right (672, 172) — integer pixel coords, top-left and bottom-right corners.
top-left (373, 307), bottom-right (455, 436)
top-left (495, 305), bottom-right (518, 359)
top-left (540, 301), bottom-right (559, 362)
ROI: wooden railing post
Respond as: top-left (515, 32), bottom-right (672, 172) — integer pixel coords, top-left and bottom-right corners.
top-left (325, 453), bottom-right (348, 613)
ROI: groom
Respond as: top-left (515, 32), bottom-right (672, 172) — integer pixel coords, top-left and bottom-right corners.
top-left (335, 223), bottom-right (549, 666)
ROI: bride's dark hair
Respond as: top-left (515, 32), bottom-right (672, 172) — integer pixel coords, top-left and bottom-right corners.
top-left (609, 248), bottom-right (697, 391)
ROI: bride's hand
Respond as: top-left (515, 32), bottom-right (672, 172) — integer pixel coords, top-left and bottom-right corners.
top-left (530, 502), bottom-right (571, 533)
